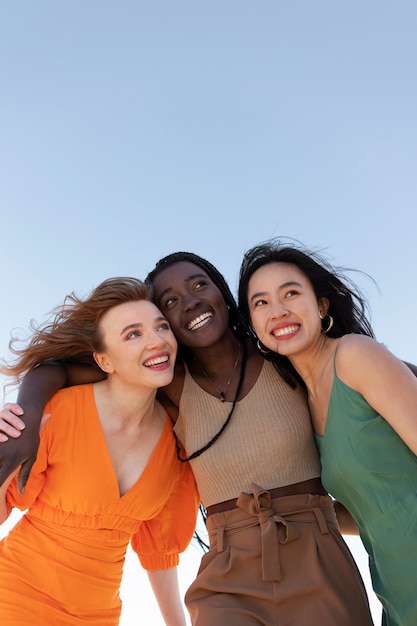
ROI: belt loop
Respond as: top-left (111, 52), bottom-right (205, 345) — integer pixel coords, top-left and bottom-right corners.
top-left (313, 507), bottom-right (329, 534)
top-left (216, 525), bottom-right (225, 552)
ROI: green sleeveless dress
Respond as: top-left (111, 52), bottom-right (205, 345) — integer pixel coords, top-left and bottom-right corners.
top-left (315, 359), bottom-right (417, 626)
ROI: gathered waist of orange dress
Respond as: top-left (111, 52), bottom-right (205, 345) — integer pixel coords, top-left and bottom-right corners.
top-left (0, 512), bottom-right (128, 612)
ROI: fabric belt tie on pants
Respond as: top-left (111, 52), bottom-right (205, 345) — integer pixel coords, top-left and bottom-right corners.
top-left (213, 484), bottom-right (330, 582)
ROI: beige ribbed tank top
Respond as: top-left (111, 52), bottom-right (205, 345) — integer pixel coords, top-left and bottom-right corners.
top-left (175, 360), bottom-right (321, 508)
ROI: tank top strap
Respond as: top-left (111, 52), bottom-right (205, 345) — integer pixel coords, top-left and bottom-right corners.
top-left (332, 343), bottom-right (341, 377)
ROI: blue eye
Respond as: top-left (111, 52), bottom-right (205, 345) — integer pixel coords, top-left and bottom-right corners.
top-left (157, 322), bottom-right (171, 332)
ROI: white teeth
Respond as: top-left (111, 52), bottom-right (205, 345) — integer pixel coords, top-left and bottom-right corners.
top-left (272, 325), bottom-right (299, 337)
top-left (144, 355), bottom-right (169, 367)
top-left (187, 311), bottom-right (213, 330)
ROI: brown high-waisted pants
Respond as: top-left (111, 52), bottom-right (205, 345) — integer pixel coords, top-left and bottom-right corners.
top-left (185, 486), bottom-right (373, 626)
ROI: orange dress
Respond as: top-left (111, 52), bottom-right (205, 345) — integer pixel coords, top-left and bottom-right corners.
top-left (0, 384), bottom-right (199, 626)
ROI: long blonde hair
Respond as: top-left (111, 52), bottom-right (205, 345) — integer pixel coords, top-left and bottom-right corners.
top-left (0, 277), bottom-right (152, 385)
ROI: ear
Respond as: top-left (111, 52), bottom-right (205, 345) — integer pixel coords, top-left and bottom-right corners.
top-left (93, 352), bottom-right (114, 374)
top-left (318, 297), bottom-right (330, 318)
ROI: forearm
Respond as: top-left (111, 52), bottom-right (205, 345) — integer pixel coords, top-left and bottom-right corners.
top-left (16, 361), bottom-right (105, 418)
top-left (147, 567), bottom-right (187, 626)
top-left (0, 363), bottom-right (68, 490)
top-left (334, 501), bottom-right (359, 535)
top-left (0, 471), bottom-right (17, 524)
top-left (0, 361), bottom-right (105, 491)
top-left (17, 362), bottom-right (68, 424)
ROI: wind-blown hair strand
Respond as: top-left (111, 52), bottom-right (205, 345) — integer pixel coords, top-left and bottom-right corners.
top-left (0, 277), bottom-right (152, 386)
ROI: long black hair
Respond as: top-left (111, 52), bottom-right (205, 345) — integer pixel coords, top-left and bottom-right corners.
top-left (146, 252), bottom-right (252, 550)
top-left (238, 239), bottom-right (375, 387)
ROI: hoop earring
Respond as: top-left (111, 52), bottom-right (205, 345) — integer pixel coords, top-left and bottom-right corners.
top-left (256, 338), bottom-right (271, 355)
top-left (321, 314), bottom-right (334, 334)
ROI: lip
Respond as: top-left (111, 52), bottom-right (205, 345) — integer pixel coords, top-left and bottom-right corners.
top-left (271, 323), bottom-right (300, 339)
top-left (186, 310), bottom-right (213, 331)
top-left (143, 351), bottom-right (171, 369)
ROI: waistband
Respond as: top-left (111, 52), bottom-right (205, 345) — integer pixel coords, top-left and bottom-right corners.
top-left (206, 485), bottom-right (335, 582)
top-left (205, 477), bottom-right (327, 517)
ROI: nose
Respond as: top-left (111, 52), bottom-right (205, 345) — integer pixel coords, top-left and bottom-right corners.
top-left (146, 329), bottom-right (166, 349)
top-left (270, 300), bottom-right (288, 318)
top-left (183, 293), bottom-right (200, 312)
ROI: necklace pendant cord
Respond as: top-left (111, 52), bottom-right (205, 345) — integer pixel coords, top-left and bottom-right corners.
top-left (195, 344), bottom-right (241, 402)
top-left (176, 342), bottom-right (248, 463)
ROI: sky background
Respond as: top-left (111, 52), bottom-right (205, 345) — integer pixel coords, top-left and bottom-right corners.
top-left (1, 1), bottom-right (417, 623)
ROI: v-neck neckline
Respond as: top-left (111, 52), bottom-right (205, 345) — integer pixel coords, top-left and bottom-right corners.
top-left (89, 385), bottom-right (170, 499)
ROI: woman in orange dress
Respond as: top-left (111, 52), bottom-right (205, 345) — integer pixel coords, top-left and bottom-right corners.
top-left (0, 277), bottom-right (199, 626)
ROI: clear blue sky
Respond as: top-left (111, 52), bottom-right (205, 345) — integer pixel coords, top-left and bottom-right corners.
top-left (1, 2), bottom-right (416, 623)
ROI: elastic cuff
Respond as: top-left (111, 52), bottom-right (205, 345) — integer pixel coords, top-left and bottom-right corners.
top-left (140, 553), bottom-right (179, 571)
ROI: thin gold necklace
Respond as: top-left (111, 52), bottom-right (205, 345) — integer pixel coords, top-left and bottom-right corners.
top-left (175, 342), bottom-right (248, 462)
top-left (194, 343), bottom-right (241, 402)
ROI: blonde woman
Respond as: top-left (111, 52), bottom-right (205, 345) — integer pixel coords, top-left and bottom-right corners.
top-left (0, 277), bottom-right (199, 626)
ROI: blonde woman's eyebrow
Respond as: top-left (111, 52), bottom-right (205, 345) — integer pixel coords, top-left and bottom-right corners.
top-left (120, 322), bottom-right (143, 335)
top-left (120, 316), bottom-right (167, 335)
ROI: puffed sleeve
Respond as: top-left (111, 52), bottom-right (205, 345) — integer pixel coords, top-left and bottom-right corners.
top-left (131, 461), bottom-right (200, 570)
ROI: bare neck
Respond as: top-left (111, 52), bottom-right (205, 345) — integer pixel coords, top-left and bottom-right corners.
top-left (290, 336), bottom-right (337, 397)
top-left (93, 378), bottom-right (158, 429)
top-left (189, 331), bottom-right (243, 378)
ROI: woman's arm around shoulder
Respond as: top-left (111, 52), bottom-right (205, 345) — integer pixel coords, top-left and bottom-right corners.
top-left (0, 470), bottom-right (18, 524)
top-left (0, 361), bottom-right (105, 491)
top-left (333, 500), bottom-right (359, 535)
top-left (335, 334), bottom-right (417, 456)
